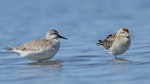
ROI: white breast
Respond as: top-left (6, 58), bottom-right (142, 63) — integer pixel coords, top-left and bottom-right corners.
top-left (108, 37), bottom-right (131, 55)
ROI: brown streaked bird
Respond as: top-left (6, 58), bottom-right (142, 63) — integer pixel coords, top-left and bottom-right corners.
top-left (97, 28), bottom-right (131, 58)
top-left (8, 29), bottom-right (68, 61)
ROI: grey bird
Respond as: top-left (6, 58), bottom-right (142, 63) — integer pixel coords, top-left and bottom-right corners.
top-left (8, 29), bottom-right (68, 61)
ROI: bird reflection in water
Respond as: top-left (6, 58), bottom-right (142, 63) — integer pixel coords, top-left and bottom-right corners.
top-left (27, 60), bottom-right (61, 66)
top-left (110, 58), bottom-right (132, 63)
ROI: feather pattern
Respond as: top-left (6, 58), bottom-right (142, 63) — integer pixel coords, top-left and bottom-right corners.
top-left (97, 33), bottom-right (116, 50)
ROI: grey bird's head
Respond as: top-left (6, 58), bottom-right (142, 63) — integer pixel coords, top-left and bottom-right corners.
top-left (46, 29), bottom-right (68, 40)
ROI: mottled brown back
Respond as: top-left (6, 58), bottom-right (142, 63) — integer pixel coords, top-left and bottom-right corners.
top-left (97, 33), bottom-right (116, 49)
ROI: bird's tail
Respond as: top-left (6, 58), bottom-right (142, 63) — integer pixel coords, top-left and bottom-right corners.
top-left (6, 46), bottom-right (14, 51)
top-left (96, 40), bottom-right (103, 46)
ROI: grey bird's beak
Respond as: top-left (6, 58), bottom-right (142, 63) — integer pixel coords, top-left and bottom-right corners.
top-left (58, 35), bottom-right (68, 40)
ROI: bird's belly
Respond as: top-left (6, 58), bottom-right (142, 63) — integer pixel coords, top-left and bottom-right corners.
top-left (109, 40), bottom-right (130, 55)
top-left (21, 45), bottom-right (60, 61)
top-left (112, 45), bottom-right (128, 55)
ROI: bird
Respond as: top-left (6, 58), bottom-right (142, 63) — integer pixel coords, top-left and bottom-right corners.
top-left (8, 29), bottom-right (68, 61)
top-left (97, 28), bottom-right (131, 59)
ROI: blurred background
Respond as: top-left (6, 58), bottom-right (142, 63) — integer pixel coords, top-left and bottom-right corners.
top-left (0, 0), bottom-right (150, 84)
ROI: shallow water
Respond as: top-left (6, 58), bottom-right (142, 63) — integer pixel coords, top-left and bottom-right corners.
top-left (0, 0), bottom-right (150, 84)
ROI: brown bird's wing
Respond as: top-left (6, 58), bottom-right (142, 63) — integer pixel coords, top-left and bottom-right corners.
top-left (97, 33), bottom-right (116, 50)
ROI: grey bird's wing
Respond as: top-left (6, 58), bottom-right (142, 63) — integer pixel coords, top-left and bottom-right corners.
top-left (97, 33), bottom-right (116, 50)
top-left (9, 38), bottom-right (55, 51)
